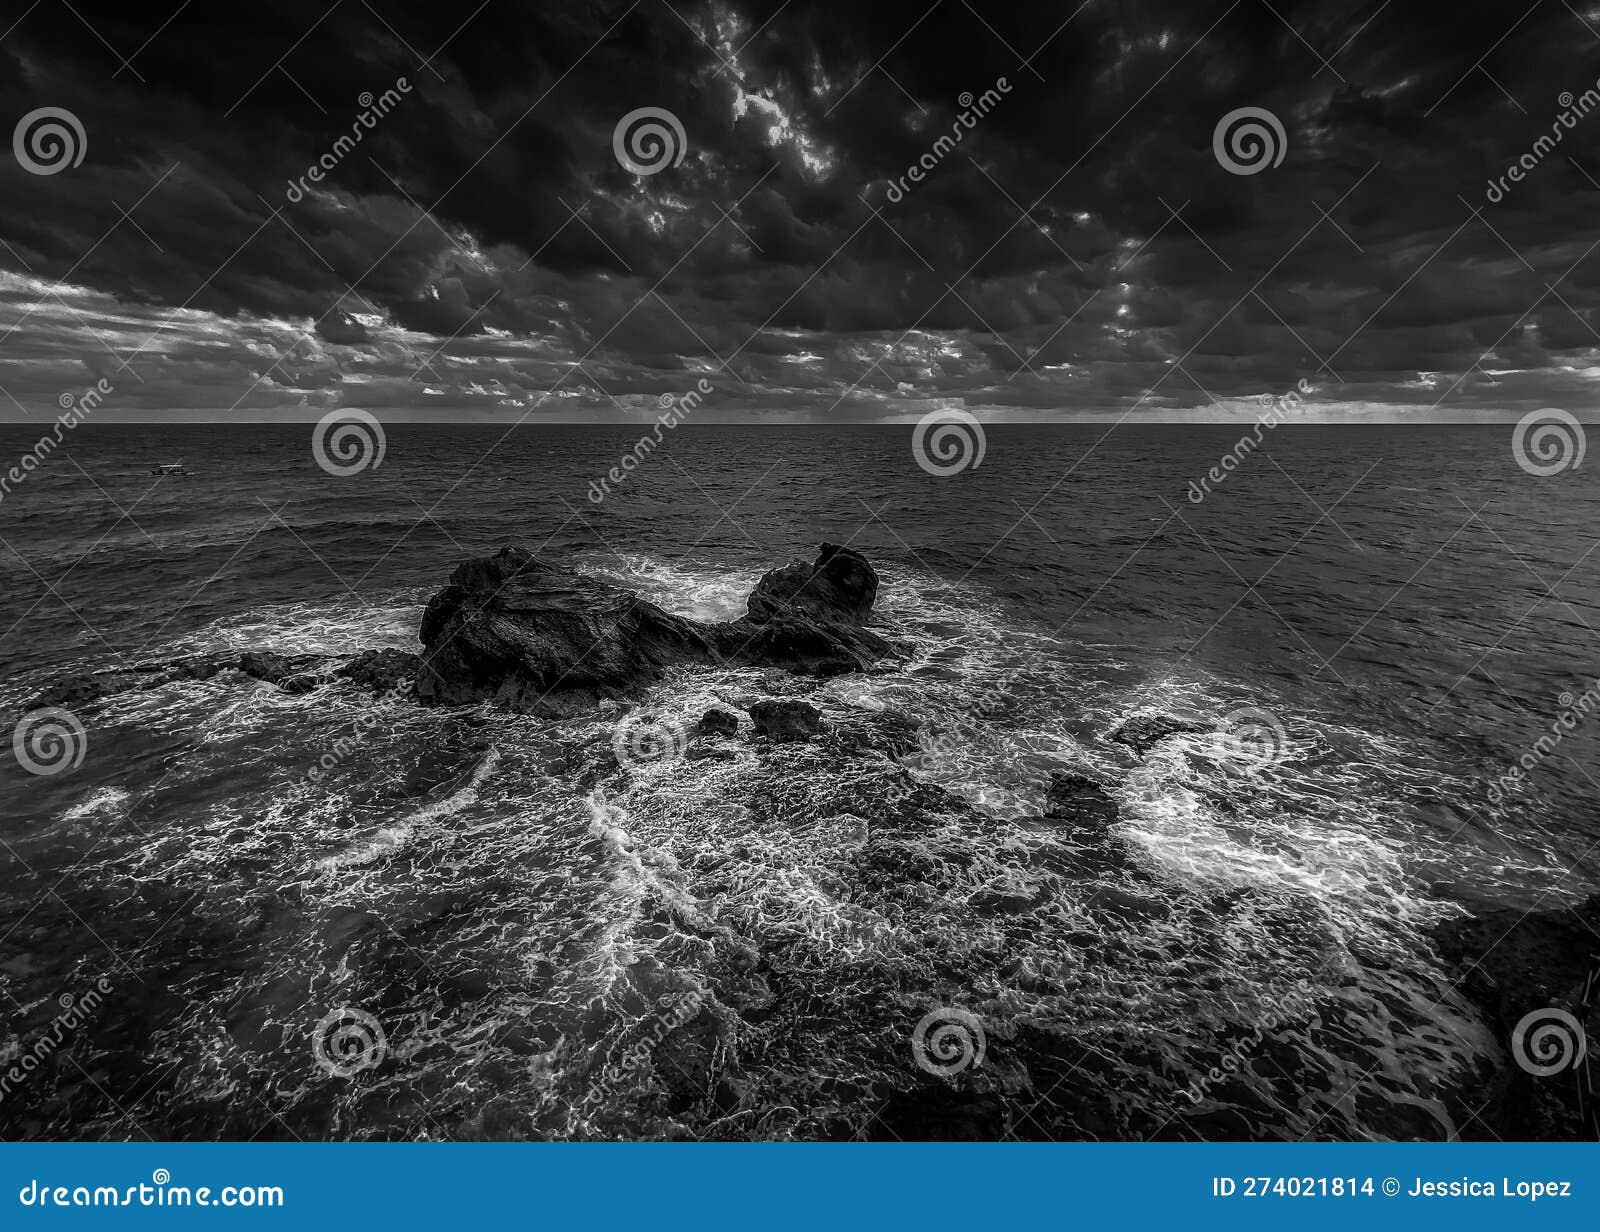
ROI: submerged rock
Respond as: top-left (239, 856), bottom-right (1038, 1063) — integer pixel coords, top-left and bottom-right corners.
top-left (237, 651), bottom-right (323, 694)
top-left (336, 648), bottom-right (420, 695)
top-left (831, 708), bottom-right (925, 759)
top-left (416, 543), bottom-right (897, 714)
top-left (1109, 713), bottom-right (1214, 758)
top-left (1041, 773), bottom-right (1120, 838)
top-left (749, 699), bottom-right (825, 743)
top-left (33, 545), bottom-right (893, 720)
top-left (27, 655), bottom-right (233, 710)
top-left (1431, 893), bottom-right (1600, 1140)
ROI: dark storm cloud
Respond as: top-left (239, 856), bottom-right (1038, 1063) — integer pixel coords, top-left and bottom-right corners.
top-left (2, 0), bottom-right (1600, 418)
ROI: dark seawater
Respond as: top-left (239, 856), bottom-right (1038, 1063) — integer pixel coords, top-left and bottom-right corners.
top-left (0, 423), bottom-right (1595, 1141)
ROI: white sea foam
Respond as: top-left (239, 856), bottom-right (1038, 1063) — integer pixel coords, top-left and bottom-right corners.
top-left (317, 746), bottom-right (502, 871)
top-left (581, 553), bottom-right (757, 623)
top-left (61, 785), bottom-right (130, 822)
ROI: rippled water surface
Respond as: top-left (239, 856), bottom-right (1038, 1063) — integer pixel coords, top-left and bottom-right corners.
top-left (0, 423), bottom-right (1594, 1140)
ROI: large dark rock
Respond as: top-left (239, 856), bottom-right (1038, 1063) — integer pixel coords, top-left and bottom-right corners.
top-left (749, 698), bottom-right (825, 743)
top-left (713, 543), bottom-right (892, 677)
top-left (416, 544), bottom-right (896, 714)
top-left (747, 542), bottom-right (878, 624)
top-left (698, 707), bottom-right (741, 738)
top-left (1109, 713), bottom-right (1215, 758)
top-left (416, 547), bottom-right (725, 715)
top-left (1431, 893), bottom-right (1600, 1140)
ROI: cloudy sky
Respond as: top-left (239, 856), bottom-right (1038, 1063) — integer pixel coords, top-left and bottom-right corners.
top-left (2, 0), bottom-right (1599, 422)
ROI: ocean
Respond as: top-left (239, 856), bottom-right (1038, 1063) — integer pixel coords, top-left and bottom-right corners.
top-left (0, 422), bottom-right (1595, 1141)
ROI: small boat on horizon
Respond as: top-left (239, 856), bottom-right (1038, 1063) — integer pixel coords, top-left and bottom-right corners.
top-left (150, 461), bottom-right (189, 476)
